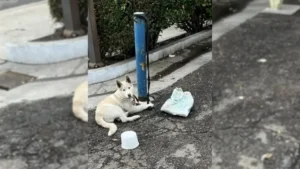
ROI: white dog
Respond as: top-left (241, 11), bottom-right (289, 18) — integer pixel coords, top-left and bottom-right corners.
top-left (95, 76), bottom-right (154, 136)
top-left (72, 81), bottom-right (88, 122)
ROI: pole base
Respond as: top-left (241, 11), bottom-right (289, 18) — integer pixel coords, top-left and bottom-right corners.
top-left (63, 28), bottom-right (86, 38)
top-left (88, 62), bottom-right (104, 69)
top-left (138, 96), bottom-right (148, 102)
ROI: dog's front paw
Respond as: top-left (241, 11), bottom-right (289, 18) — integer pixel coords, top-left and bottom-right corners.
top-left (147, 103), bottom-right (154, 108)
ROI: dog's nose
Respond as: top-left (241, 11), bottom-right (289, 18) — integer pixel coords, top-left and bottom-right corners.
top-left (128, 94), bottom-right (132, 98)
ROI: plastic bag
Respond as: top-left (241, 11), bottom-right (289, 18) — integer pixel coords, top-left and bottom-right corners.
top-left (160, 87), bottom-right (194, 117)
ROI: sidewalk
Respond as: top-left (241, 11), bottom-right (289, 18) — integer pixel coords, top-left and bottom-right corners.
top-left (0, 57), bottom-right (87, 109)
top-left (0, 0), bottom-right (185, 45)
top-left (0, 0), bottom-right (62, 44)
top-left (213, 9), bottom-right (300, 169)
top-left (0, 0), bottom-right (44, 10)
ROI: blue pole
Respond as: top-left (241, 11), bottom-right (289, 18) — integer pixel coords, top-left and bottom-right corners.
top-left (134, 12), bottom-right (147, 101)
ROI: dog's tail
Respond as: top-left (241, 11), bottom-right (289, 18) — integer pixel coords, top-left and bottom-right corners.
top-left (96, 116), bottom-right (117, 136)
top-left (72, 101), bottom-right (88, 122)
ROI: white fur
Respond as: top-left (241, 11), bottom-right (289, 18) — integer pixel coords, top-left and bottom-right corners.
top-left (95, 76), bottom-right (154, 136)
top-left (72, 81), bottom-right (88, 122)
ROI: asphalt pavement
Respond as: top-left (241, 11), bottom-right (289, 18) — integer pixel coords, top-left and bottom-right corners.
top-left (0, 97), bottom-right (89, 169)
top-left (213, 13), bottom-right (300, 169)
top-left (88, 62), bottom-right (212, 169)
top-left (0, 61), bottom-right (212, 169)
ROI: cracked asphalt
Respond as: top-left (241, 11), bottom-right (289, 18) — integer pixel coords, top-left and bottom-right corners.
top-left (0, 97), bottom-right (89, 169)
top-left (0, 61), bottom-right (212, 169)
top-left (88, 62), bottom-right (212, 169)
top-left (213, 13), bottom-right (300, 169)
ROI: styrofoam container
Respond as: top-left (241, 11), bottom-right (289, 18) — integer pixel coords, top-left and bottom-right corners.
top-left (121, 131), bottom-right (139, 150)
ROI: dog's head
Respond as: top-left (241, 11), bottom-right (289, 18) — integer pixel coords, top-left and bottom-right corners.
top-left (116, 76), bottom-right (134, 99)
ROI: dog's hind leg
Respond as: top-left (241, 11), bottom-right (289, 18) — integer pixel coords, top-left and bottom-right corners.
top-left (119, 113), bottom-right (140, 122)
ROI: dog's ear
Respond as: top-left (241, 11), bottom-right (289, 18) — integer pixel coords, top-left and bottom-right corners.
top-left (125, 75), bottom-right (131, 83)
top-left (116, 80), bottom-right (122, 88)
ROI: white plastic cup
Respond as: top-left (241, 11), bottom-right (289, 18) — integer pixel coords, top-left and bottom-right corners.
top-left (121, 131), bottom-right (139, 150)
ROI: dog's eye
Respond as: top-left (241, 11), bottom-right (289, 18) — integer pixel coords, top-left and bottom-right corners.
top-left (123, 89), bottom-right (125, 91)
top-left (128, 87), bottom-right (130, 89)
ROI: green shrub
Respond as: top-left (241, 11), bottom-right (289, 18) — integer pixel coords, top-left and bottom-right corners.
top-left (48, 0), bottom-right (211, 61)
top-left (48, 0), bottom-right (88, 26)
top-left (94, 0), bottom-right (172, 59)
top-left (166, 0), bottom-right (212, 33)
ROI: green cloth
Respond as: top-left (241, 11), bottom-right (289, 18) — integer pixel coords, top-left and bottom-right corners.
top-left (161, 87), bottom-right (194, 117)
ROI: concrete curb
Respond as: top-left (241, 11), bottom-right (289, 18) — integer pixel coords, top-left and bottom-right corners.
top-left (213, 0), bottom-right (268, 42)
top-left (88, 30), bottom-right (212, 85)
top-left (0, 35), bottom-right (87, 64)
top-left (0, 75), bottom-right (87, 110)
top-left (262, 4), bottom-right (300, 15)
top-left (212, 0), bottom-right (254, 22)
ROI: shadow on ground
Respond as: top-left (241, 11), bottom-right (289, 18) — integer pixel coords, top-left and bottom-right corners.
top-left (88, 63), bottom-right (212, 169)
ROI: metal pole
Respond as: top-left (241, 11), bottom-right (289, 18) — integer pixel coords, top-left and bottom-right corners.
top-left (61, 0), bottom-right (85, 37)
top-left (88, 0), bottom-right (103, 66)
top-left (134, 12), bottom-right (147, 101)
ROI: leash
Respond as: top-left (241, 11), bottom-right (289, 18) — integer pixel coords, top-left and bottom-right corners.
top-left (134, 14), bottom-right (151, 104)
